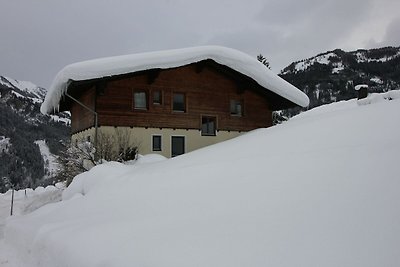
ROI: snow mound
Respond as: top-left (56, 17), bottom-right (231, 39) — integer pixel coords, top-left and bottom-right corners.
top-left (357, 90), bottom-right (400, 105)
top-left (40, 46), bottom-right (309, 114)
top-left (135, 154), bottom-right (167, 165)
top-left (3, 96), bottom-right (400, 267)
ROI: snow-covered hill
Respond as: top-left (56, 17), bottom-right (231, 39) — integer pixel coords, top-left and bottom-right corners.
top-left (0, 76), bottom-right (70, 192)
top-left (279, 46), bottom-right (400, 116)
top-left (1, 91), bottom-right (400, 267)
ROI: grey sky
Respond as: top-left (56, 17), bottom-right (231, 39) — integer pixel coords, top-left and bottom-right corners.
top-left (1, 0), bottom-right (399, 88)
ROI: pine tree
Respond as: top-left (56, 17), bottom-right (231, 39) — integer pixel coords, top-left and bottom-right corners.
top-left (257, 54), bottom-right (271, 69)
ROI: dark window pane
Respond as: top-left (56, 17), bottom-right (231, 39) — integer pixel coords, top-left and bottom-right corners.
top-left (201, 117), bottom-right (216, 136)
top-left (152, 135), bottom-right (162, 151)
top-left (153, 91), bottom-right (161, 104)
top-left (173, 93), bottom-right (185, 112)
top-left (134, 92), bottom-right (147, 109)
top-left (230, 100), bottom-right (242, 116)
top-left (171, 136), bottom-right (185, 157)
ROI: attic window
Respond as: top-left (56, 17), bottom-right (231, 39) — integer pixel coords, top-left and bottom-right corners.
top-left (134, 91), bottom-right (147, 110)
top-left (230, 99), bottom-right (243, 116)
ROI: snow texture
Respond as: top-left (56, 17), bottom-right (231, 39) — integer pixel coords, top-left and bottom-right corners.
top-left (2, 91), bottom-right (400, 267)
top-left (356, 50), bottom-right (400, 63)
top-left (291, 52), bottom-right (337, 73)
top-left (0, 137), bottom-right (10, 154)
top-left (40, 46), bottom-right (309, 114)
top-left (355, 84), bottom-right (368, 91)
top-left (34, 140), bottom-right (61, 179)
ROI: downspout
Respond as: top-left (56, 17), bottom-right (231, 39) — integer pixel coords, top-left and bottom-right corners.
top-left (64, 80), bottom-right (98, 160)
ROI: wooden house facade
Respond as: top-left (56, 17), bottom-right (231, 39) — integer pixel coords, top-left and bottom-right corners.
top-left (42, 46), bottom-right (309, 158)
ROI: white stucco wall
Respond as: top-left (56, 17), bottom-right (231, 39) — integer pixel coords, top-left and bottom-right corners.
top-left (72, 126), bottom-right (243, 158)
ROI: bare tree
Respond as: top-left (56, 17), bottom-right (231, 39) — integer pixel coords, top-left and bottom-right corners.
top-left (58, 128), bottom-right (140, 185)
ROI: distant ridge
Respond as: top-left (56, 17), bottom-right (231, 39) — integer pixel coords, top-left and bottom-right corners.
top-left (279, 46), bottom-right (400, 116)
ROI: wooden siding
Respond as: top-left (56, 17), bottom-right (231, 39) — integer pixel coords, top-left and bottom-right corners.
top-left (70, 86), bottom-right (96, 132)
top-left (69, 61), bottom-right (273, 134)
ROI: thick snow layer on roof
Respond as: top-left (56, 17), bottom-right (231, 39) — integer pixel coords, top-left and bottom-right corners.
top-left (40, 46), bottom-right (309, 114)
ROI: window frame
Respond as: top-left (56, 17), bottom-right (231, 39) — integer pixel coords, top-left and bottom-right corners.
top-left (171, 135), bottom-right (185, 157)
top-left (172, 92), bottom-right (186, 113)
top-left (152, 135), bottom-right (162, 152)
top-left (230, 99), bottom-right (243, 117)
top-left (201, 116), bottom-right (217, 136)
top-left (152, 90), bottom-right (162, 105)
top-left (133, 90), bottom-right (148, 110)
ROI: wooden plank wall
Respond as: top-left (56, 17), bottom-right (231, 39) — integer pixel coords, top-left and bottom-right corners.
top-left (70, 86), bottom-right (96, 133)
top-left (71, 61), bottom-right (273, 133)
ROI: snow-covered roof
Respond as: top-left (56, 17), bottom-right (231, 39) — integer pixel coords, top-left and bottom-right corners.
top-left (40, 46), bottom-right (309, 114)
top-left (355, 84), bottom-right (369, 91)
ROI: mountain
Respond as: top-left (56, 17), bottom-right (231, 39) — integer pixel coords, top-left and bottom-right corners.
top-left (0, 76), bottom-right (70, 192)
top-left (279, 46), bottom-right (400, 116)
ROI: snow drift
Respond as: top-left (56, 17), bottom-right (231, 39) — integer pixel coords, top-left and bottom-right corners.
top-left (3, 92), bottom-right (400, 267)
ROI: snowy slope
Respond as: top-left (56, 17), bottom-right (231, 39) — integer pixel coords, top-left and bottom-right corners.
top-left (34, 140), bottom-right (62, 179)
top-left (2, 92), bottom-right (400, 267)
top-left (0, 76), bottom-right (46, 104)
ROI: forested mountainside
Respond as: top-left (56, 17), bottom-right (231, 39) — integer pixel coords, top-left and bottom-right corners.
top-left (279, 46), bottom-right (400, 116)
top-left (0, 76), bottom-right (70, 192)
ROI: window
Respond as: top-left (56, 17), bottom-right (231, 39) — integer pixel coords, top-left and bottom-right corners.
top-left (134, 91), bottom-right (147, 109)
top-left (152, 135), bottom-right (162, 151)
top-left (173, 93), bottom-right (186, 112)
top-left (171, 136), bottom-right (185, 157)
top-left (230, 99), bottom-right (242, 116)
top-left (153, 90), bottom-right (162, 105)
top-left (201, 116), bottom-right (216, 136)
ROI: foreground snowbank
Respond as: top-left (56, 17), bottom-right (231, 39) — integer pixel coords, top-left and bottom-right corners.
top-left (3, 93), bottom-right (400, 267)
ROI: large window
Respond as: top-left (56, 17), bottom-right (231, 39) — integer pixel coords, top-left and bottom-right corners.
top-left (173, 93), bottom-right (186, 112)
top-left (201, 116), bottom-right (216, 136)
top-left (134, 91), bottom-right (147, 110)
top-left (152, 135), bottom-right (162, 151)
top-left (230, 99), bottom-right (243, 116)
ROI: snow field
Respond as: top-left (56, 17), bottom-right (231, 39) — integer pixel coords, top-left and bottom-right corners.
top-left (2, 91), bottom-right (400, 266)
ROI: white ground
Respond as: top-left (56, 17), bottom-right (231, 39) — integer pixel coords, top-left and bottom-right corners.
top-left (1, 91), bottom-right (400, 266)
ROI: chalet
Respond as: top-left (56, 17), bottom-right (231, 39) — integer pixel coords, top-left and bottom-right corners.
top-left (41, 46), bottom-right (309, 158)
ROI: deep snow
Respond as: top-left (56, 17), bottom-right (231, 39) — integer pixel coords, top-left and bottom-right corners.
top-left (2, 91), bottom-right (400, 266)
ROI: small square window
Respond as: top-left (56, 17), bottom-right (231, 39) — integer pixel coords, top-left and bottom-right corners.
top-left (134, 91), bottom-right (147, 109)
top-left (173, 93), bottom-right (186, 112)
top-left (153, 91), bottom-right (162, 105)
top-left (201, 116), bottom-right (216, 136)
top-left (230, 100), bottom-right (242, 116)
top-left (152, 135), bottom-right (162, 151)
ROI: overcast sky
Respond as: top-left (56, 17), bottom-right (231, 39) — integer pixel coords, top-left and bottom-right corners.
top-left (1, 0), bottom-right (399, 88)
